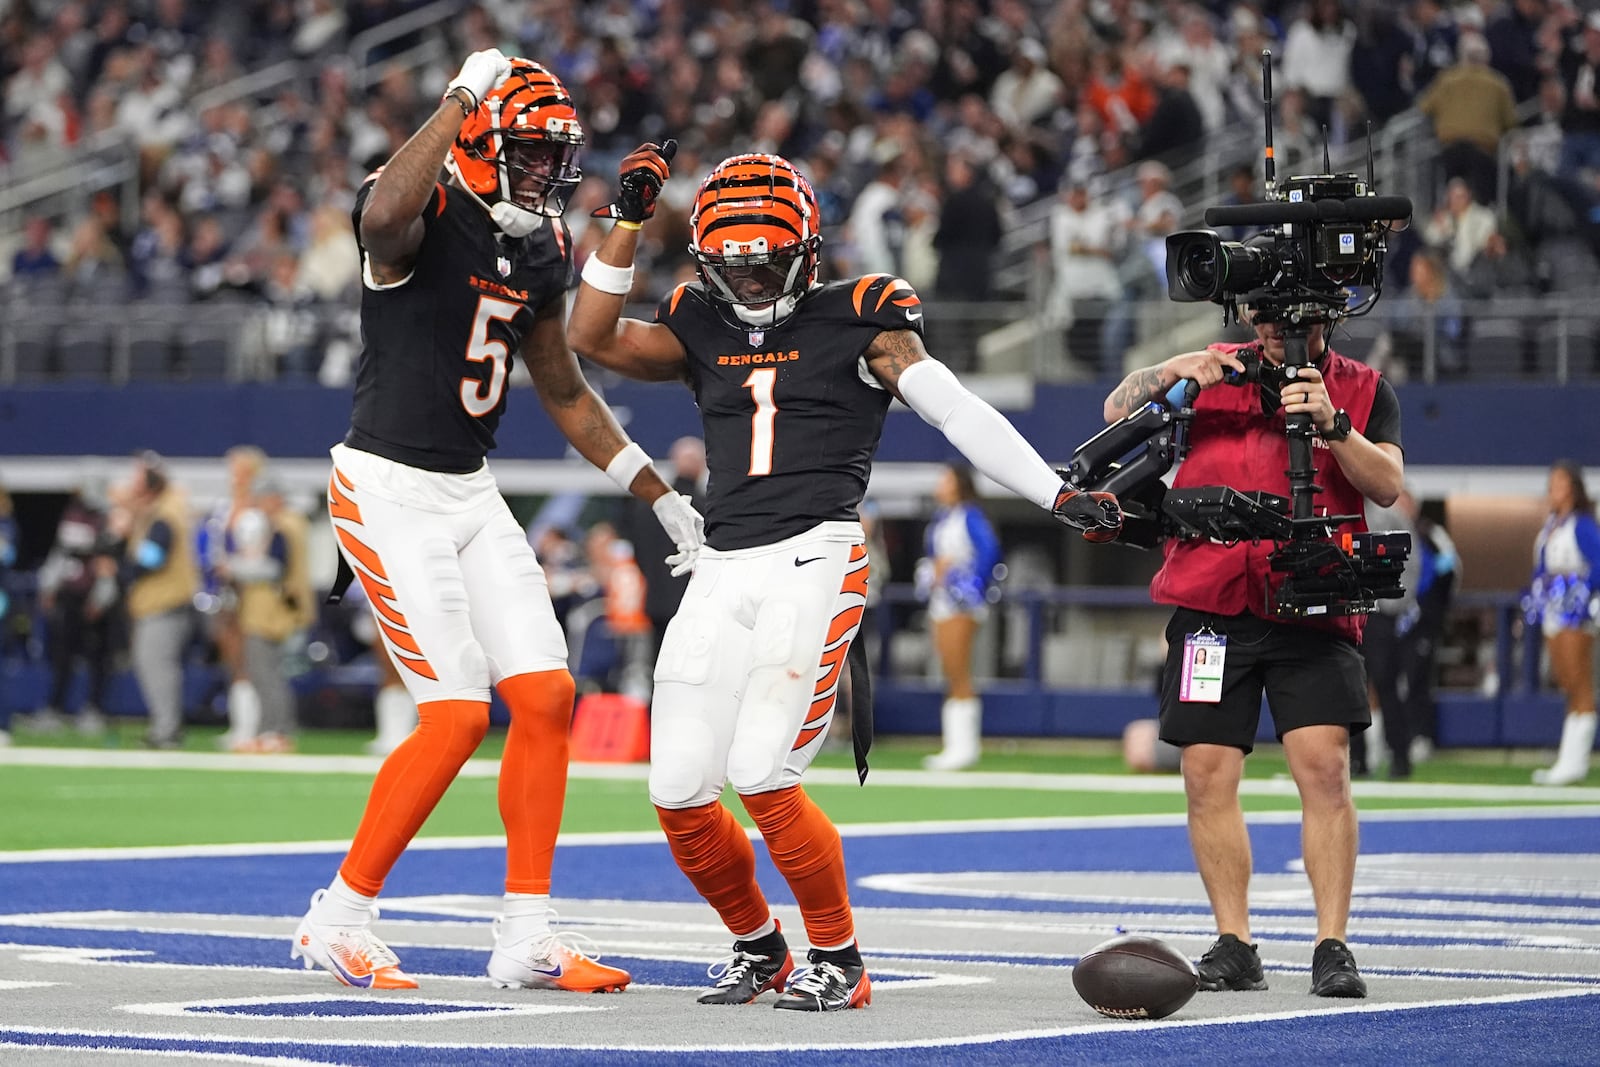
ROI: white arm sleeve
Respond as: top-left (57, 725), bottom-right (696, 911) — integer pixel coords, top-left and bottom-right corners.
top-left (896, 359), bottom-right (1061, 510)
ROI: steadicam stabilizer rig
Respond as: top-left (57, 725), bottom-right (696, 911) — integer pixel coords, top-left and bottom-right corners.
top-left (1061, 52), bottom-right (1413, 619)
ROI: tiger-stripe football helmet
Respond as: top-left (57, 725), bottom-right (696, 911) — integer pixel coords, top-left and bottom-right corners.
top-left (447, 58), bottom-right (583, 236)
top-left (689, 154), bottom-right (822, 327)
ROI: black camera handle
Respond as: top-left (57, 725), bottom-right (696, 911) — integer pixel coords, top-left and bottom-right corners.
top-left (1279, 322), bottom-right (1321, 524)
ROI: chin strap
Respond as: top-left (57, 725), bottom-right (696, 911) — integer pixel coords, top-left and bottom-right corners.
top-left (445, 166), bottom-right (545, 237)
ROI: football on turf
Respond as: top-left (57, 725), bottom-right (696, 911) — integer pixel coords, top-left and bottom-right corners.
top-left (1071, 934), bottom-right (1199, 1020)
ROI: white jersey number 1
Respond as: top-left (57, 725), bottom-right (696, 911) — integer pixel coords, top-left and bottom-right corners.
top-left (743, 367), bottom-right (778, 476)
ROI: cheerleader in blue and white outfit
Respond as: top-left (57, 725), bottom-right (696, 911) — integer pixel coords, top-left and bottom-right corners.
top-left (1527, 460), bottom-right (1600, 785)
top-left (917, 465), bottom-right (1003, 771)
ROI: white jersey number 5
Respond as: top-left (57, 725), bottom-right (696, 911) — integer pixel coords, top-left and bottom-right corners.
top-left (460, 295), bottom-right (522, 417)
top-left (743, 367), bottom-right (778, 476)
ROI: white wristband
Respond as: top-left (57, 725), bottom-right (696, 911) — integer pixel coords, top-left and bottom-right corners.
top-left (581, 254), bottom-right (636, 296)
top-left (604, 442), bottom-right (652, 492)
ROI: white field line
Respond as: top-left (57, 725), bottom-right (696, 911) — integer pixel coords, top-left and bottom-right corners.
top-left (5, 744), bottom-right (1600, 803)
top-left (0, 987), bottom-right (1594, 1054)
top-left (0, 1043), bottom-right (341, 1067)
top-left (2, 806), bottom-right (1599, 864)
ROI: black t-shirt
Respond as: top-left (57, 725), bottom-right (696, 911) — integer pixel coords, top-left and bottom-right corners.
top-left (654, 276), bottom-right (921, 550)
top-left (344, 178), bottom-right (573, 473)
top-left (1362, 377), bottom-right (1402, 450)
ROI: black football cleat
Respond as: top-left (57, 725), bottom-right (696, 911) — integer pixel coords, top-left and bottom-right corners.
top-left (1310, 938), bottom-right (1368, 998)
top-left (697, 928), bottom-right (794, 1005)
top-left (1196, 934), bottom-right (1268, 991)
top-left (772, 948), bottom-right (871, 1011)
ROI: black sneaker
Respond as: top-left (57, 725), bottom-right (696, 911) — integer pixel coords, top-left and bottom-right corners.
top-left (1310, 938), bottom-right (1367, 998)
top-left (1196, 934), bottom-right (1268, 991)
top-left (772, 948), bottom-right (872, 1011)
top-left (697, 928), bottom-right (794, 1005)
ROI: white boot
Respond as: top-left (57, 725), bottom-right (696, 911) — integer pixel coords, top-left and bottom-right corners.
top-left (1368, 710), bottom-right (1390, 772)
top-left (1533, 712), bottom-right (1596, 786)
top-left (220, 680), bottom-right (261, 751)
top-left (924, 697), bottom-right (981, 770)
top-left (366, 684), bottom-right (418, 756)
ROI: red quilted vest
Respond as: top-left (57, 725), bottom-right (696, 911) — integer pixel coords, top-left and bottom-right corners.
top-left (1148, 343), bottom-right (1383, 643)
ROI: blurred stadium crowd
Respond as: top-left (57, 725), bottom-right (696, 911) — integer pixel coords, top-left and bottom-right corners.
top-left (4, 0), bottom-right (1600, 381)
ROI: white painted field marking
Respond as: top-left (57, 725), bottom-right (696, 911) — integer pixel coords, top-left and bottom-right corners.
top-left (3, 805), bottom-right (1597, 864)
top-left (119, 992), bottom-right (603, 1021)
top-left (0, 987), bottom-right (1595, 1054)
top-left (5, 745), bottom-right (1599, 802)
top-left (0, 979), bottom-right (59, 990)
top-left (0, 1042), bottom-right (335, 1066)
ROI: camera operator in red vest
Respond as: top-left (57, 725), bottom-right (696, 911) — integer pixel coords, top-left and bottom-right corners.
top-left (1102, 308), bottom-right (1404, 1000)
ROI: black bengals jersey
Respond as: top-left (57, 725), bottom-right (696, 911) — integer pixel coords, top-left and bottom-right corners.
top-left (654, 274), bottom-right (925, 550)
top-left (344, 177), bottom-right (573, 473)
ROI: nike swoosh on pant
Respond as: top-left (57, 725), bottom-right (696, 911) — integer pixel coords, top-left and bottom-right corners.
top-left (794, 556), bottom-right (825, 567)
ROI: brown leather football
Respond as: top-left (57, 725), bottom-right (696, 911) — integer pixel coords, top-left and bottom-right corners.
top-left (1072, 934), bottom-right (1200, 1020)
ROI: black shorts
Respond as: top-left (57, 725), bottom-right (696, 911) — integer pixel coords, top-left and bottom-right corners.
top-left (1158, 607), bottom-right (1371, 754)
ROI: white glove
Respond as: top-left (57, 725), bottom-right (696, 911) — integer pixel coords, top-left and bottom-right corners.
top-left (447, 48), bottom-right (511, 108)
top-left (652, 492), bottom-right (705, 578)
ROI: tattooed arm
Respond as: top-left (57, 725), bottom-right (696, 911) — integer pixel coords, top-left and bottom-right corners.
top-left (1102, 347), bottom-right (1249, 423)
top-left (522, 302), bottom-right (674, 504)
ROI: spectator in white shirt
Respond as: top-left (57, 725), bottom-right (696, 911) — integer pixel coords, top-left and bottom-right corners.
top-left (1423, 178), bottom-right (1499, 277)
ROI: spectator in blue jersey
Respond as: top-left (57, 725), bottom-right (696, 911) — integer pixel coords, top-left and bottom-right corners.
top-left (1526, 459), bottom-right (1600, 786)
top-left (917, 464), bottom-right (1003, 771)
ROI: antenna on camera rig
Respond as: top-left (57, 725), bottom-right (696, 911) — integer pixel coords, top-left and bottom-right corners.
top-left (1261, 50), bottom-right (1276, 197)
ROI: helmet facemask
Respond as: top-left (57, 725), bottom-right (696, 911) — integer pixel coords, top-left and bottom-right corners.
top-left (695, 238), bottom-right (819, 327)
top-left (689, 154), bottom-right (822, 329)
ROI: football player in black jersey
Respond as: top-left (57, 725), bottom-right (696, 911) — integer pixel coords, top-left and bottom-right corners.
top-left (568, 150), bottom-right (1121, 1011)
top-left (292, 51), bottom-right (705, 996)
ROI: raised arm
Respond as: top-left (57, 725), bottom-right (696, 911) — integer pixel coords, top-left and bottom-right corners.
top-left (567, 141), bottom-right (690, 383)
top-left (360, 50), bottom-right (509, 280)
top-left (567, 220), bottom-right (690, 382)
top-left (866, 329), bottom-right (1121, 539)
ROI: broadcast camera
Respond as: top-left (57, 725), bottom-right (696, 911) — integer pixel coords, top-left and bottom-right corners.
top-left (1060, 52), bottom-right (1413, 620)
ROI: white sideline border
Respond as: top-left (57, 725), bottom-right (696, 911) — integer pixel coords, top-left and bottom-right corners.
top-left (1, 806), bottom-right (1598, 864)
top-left (4, 745), bottom-right (1599, 802)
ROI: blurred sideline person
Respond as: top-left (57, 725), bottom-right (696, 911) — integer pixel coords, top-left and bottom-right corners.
top-left (568, 148), bottom-right (1121, 1010)
top-left (1526, 459), bottom-right (1600, 786)
top-left (226, 474), bottom-right (315, 753)
top-left (203, 445), bottom-right (266, 751)
top-left (1399, 493), bottom-right (1458, 762)
top-left (1103, 307), bottom-right (1404, 999)
top-left (32, 476), bottom-right (118, 736)
top-left (113, 452), bottom-right (200, 750)
top-left (916, 463), bottom-right (1002, 771)
top-left (622, 435), bottom-right (709, 662)
top-left (293, 51), bottom-right (703, 995)
top-left (0, 484), bottom-right (14, 746)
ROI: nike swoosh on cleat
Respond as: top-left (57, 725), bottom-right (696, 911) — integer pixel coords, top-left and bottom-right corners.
top-left (794, 556), bottom-right (825, 567)
top-left (531, 964), bottom-right (564, 978)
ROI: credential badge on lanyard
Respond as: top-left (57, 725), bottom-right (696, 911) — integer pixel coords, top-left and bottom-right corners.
top-left (1180, 623), bottom-right (1227, 703)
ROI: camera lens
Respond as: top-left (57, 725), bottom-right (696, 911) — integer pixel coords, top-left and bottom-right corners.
top-left (1180, 243), bottom-right (1221, 296)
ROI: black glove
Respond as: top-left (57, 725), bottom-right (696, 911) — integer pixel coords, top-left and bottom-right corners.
top-left (1052, 485), bottom-right (1123, 543)
top-left (591, 139), bottom-right (678, 223)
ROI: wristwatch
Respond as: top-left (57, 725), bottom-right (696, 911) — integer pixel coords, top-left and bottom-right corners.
top-left (1321, 408), bottom-right (1352, 442)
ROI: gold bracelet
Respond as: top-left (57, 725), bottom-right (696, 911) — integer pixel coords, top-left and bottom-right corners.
top-left (615, 219), bottom-right (643, 231)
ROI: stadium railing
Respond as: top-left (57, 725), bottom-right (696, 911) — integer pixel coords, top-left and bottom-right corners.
top-left (3, 294), bottom-right (1596, 386)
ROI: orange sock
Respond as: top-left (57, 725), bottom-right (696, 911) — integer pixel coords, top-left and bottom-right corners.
top-left (656, 801), bottom-right (771, 937)
top-left (741, 786), bottom-right (853, 949)
top-left (496, 669), bottom-right (576, 895)
top-left (340, 698), bottom-right (490, 896)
